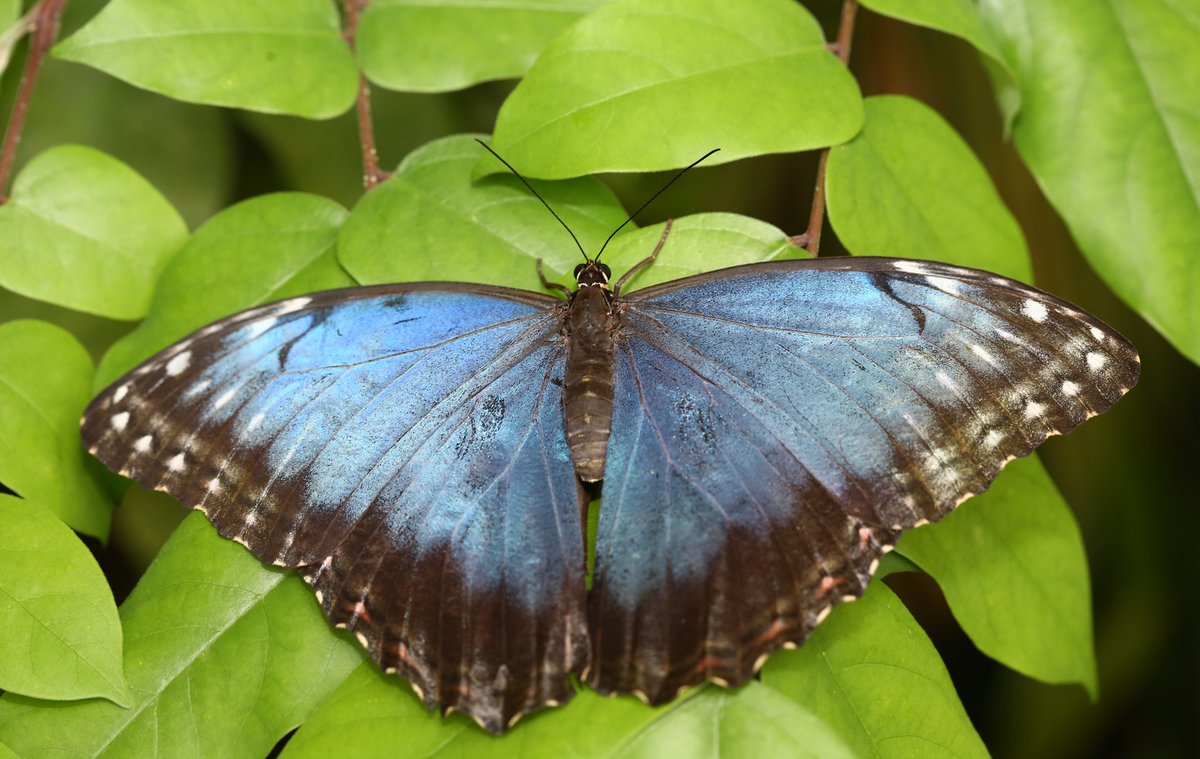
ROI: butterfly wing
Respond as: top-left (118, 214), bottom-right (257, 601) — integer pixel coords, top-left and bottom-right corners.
top-left (82, 284), bottom-right (588, 732)
top-left (588, 257), bottom-right (1139, 701)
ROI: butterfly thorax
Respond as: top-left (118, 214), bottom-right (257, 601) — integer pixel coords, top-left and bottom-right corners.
top-left (564, 264), bottom-right (617, 482)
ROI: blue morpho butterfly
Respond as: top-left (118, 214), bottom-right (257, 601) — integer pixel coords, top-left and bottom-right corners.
top-left (82, 146), bottom-right (1140, 733)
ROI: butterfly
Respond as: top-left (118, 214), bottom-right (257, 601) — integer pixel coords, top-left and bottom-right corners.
top-left (81, 206), bottom-right (1139, 733)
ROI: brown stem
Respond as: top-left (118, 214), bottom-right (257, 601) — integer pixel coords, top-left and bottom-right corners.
top-left (343, 0), bottom-right (389, 189)
top-left (0, 0), bottom-right (68, 204)
top-left (802, 0), bottom-right (858, 257)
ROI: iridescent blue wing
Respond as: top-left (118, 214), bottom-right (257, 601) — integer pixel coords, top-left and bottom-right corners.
top-left (588, 257), bottom-right (1139, 701)
top-left (82, 284), bottom-right (588, 732)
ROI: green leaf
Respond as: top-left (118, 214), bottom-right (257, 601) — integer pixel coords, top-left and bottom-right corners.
top-left (13, 50), bottom-right (236, 229)
top-left (339, 134), bottom-right (629, 288)
top-left (0, 0), bottom-right (18, 27)
top-left (95, 193), bottom-right (352, 389)
top-left (54, 0), bottom-right (358, 119)
top-left (283, 663), bottom-right (854, 758)
top-left (862, 0), bottom-right (1008, 67)
top-left (828, 95), bottom-right (1031, 282)
top-left (359, 0), bottom-right (605, 93)
top-left (237, 90), bottom-right (464, 211)
top-left (859, 0), bottom-right (1018, 125)
top-left (0, 494), bottom-right (130, 706)
top-left (0, 513), bottom-right (363, 759)
top-left (0, 145), bottom-right (188, 320)
top-left (897, 456), bottom-right (1098, 697)
top-left (0, 1), bottom-right (27, 76)
top-left (978, 0), bottom-right (1200, 365)
top-left (594, 213), bottom-right (797, 294)
top-left (485, 0), bottom-right (862, 178)
top-left (0, 320), bottom-right (111, 539)
top-left (763, 580), bottom-right (989, 759)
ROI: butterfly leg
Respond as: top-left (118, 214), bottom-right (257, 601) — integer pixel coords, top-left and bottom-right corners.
top-left (614, 218), bottom-right (673, 296)
top-left (537, 259), bottom-right (572, 297)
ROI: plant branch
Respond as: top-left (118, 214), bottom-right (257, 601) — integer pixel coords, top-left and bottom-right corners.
top-left (802, 0), bottom-right (857, 256)
top-left (0, 0), bottom-right (68, 204)
top-left (343, 0), bottom-right (389, 190)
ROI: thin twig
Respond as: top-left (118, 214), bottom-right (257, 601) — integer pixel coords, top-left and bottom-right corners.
top-left (343, 0), bottom-right (389, 189)
top-left (802, 0), bottom-right (857, 257)
top-left (0, 0), bottom-right (68, 204)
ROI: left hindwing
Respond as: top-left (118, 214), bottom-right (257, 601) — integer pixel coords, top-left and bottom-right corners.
top-left (588, 256), bottom-right (1139, 701)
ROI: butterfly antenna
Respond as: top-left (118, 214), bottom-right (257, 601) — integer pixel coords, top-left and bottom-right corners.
top-left (595, 148), bottom-right (721, 262)
top-left (475, 138), bottom-right (588, 261)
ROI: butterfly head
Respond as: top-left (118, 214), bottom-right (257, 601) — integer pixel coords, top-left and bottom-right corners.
top-left (574, 260), bottom-right (612, 289)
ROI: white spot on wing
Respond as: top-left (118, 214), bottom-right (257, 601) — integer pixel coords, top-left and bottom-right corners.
top-left (134, 434), bottom-right (153, 453)
top-left (983, 429), bottom-right (1004, 448)
top-left (1090, 326), bottom-right (1105, 341)
top-left (1062, 380), bottom-right (1080, 396)
top-left (214, 388), bottom-right (238, 410)
top-left (274, 297), bottom-right (312, 316)
top-left (995, 328), bottom-right (1019, 343)
top-left (114, 384), bottom-right (129, 403)
top-left (971, 344), bottom-right (998, 366)
top-left (206, 477), bottom-right (221, 494)
top-left (1086, 352), bottom-right (1108, 371)
top-left (247, 412), bottom-right (266, 431)
top-left (166, 453), bottom-right (186, 472)
top-left (894, 260), bottom-right (929, 274)
top-left (935, 371), bottom-right (956, 390)
top-left (927, 276), bottom-right (960, 294)
top-left (166, 351), bottom-right (191, 376)
top-left (245, 317), bottom-right (277, 340)
top-left (1022, 299), bottom-right (1049, 322)
top-left (111, 411), bottom-right (130, 431)
top-left (1024, 401), bottom-right (1046, 419)
top-left (183, 379), bottom-right (211, 400)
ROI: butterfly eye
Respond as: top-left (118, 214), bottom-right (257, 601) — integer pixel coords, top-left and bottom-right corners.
top-left (598, 264), bottom-right (612, 281)
top-left (573, 263), bottom-right (586, 279)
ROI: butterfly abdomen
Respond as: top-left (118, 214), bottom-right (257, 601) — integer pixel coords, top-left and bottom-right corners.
top-left (564, 285), bottom-right (617, 482)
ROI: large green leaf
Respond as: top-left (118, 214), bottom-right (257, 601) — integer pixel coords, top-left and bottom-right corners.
top-left (358, 0), bottom-right (605, 93)
top-left (339, 134), bottom-right (629, 288)
top-left (763, 577), bottom-right (988, 759)
top-left (862, 0), bottom-right (1008, 66)
top-left (859, 0), bottom-right (1018, 123)
top-left (595, 213), bottom-right (797, 294)
top-left (9, 49), bottom-right (235, 228)
top-left (828, 95), bottom-right (1030, 281)
top-left (95, 193), bottom-right (352, 389)
top-left (0, 1), bottom-right (25, 76)
top-left (897, 456), bottom-right (1098, 697)
top-left (0, 145), bottom-right (188, 320)
top-left (340, 135), bottom-right (795, 293)
top-left (0, 320), bottom-right (111, 538)
top-left (485, 0), bottom-right (862, 177)
top-left (283, 663), bottom-right (854, 758)
top-left (54, 0), bottom-right (358, 118)
top-left (0, 495), bottom-right (129, 706)
top-left (0, 513), bottom-right (363, 759)
top-left (979, 0), bottom-right (1200, 365)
